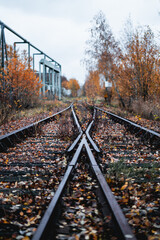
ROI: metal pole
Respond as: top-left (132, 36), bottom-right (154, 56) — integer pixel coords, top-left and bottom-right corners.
top-left (4, 33), bottom-right (8, 63)
top-left (33, 54), bottom-right (35, 72)
top-left (39, 62), bottom-right (42, 96)
top-left (58, 71), bottom-right (61, 100)
top-left (33, 53), bottom-right (43, 72)
top-left (52, 70), bottom-right (54, 97)
top-left (42, 63), bottom-right (45, 96)
top-left (14, 42), bottom-right (31, 68)
top-left (14, 41), bottom-right (25, 50)
top-left (55, 72), bottom-right (57, 96)
top-left (28, 43), bottom-right (30, 68)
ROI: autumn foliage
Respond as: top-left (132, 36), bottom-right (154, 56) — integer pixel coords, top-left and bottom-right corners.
top-left (0, 47), bottom-right (41, 124)
top-left (67, 78), bottom-right (80, 97)
top-left (84, 70), bottom-right (102, 100)
top-left (117, 26), bottom-right (160, 102)
top-left (84, 11), bottom-right (160, 112)
top-left (61, 75), bottom-right (69, 89)
top-left (61, 76), bottom-right (80, 97)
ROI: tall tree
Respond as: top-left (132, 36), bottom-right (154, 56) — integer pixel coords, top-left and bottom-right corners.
top-left (85, 11), bottom-right (125, 107)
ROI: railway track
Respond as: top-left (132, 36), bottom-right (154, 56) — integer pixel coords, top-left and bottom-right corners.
top-left (95, 106), bottom-right (160, 149)
top-left (0, 104), bottom-right (73, 152)
top-left (0, 103), bottom-right (159, 239)
top-left (0, 104), bottom-right (75, 239)
top-left (32, 105), bottom-right (136, 240)
top-left (92, 107), bottom-right (160, 239)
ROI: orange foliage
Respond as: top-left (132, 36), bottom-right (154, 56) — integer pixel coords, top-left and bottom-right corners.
top-left (61, 75), bottom-right (69, 89)
top-left (85, 12), bottom-right (160, 105)
top-left (62, 80), bottom-right (69, 89)
top-left (0, 48), bottom-right (42, 108)
top-left (68, 78), bottom-right (80, 97)
top-left (116, 26), bottom-right (160, 102)
top-left (84, 70), bottom-right (102, 99)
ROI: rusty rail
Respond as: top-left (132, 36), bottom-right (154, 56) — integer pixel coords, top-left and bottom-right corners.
top-left (95, 106), bottom-right (160, 148)
top-left (32, 105), bottom-right (136, 240)
top-left (0, 104), bottom-right (73, 152)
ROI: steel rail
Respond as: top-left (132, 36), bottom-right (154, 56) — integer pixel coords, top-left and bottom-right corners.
top-left (32, 104), bottom-right (136, 240)
top-left (85, 109), bottom-right (100, 153)
top-left (68, 107), bottom-right (100, 152)
top-left (0, 104), bottom-right (73, 152)
top-left (32, 137), bottom-right (136, 239)
top-left (84, 137), bottom-right (136, 240)
top-left (32, 136), bottom-right (85, 240)
top-left (67, 106), bottom-right (83, 152)
top-left (67, 132), bottom-right (83, 152)
top-left (95, 106), bottom-right (160, 146)
top-left (71, 105), bottom-right (82, 134)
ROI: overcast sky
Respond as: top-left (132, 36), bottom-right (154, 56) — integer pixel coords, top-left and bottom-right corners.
top-left (0, 0), bottom-right (160, 85)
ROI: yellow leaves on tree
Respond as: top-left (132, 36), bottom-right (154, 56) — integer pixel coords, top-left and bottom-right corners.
top-left (68, 78), bottom-right (80, 97)
top-left (116, 26), bottom-right (160, 102)
top-left (84, 70), bottom-right (101, 100)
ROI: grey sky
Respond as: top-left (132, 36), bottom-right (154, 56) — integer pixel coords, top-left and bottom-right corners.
top-left (0, 0), bottom-right (160, 84)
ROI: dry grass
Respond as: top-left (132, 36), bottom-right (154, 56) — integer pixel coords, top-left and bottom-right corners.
top-left (0, 99), bottom-right (68, 125)
top-left (105, 96), bottom-right (160, 122)
top-left (131, 99), bottom-right (160, 121)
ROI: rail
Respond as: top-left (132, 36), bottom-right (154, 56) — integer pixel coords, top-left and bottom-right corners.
top-left (32, 105), bottom-right (136, 240)
top-left (0, 104), bottom-right (73, 152)
top-left (95, 106), bottom-right (160, 148)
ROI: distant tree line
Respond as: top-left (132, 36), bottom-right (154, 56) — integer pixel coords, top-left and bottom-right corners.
top-left (61, 76), bottom-right (80, 97)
